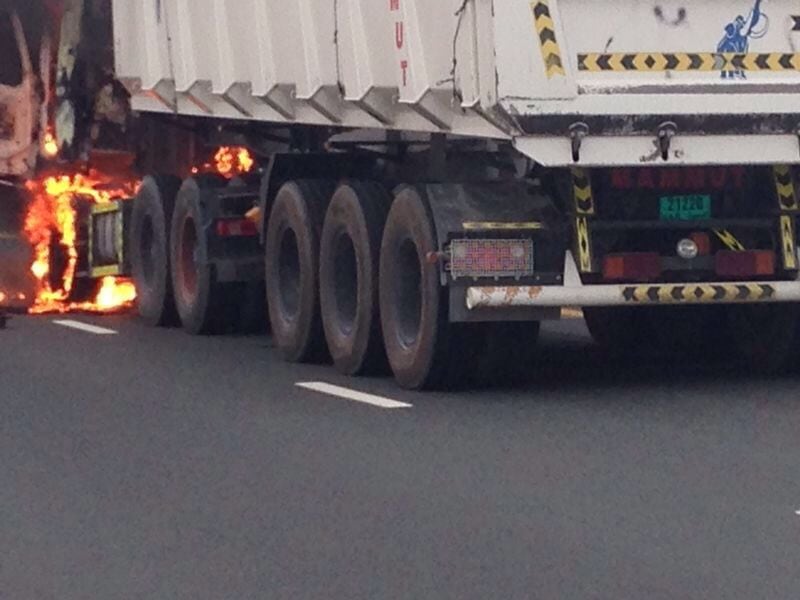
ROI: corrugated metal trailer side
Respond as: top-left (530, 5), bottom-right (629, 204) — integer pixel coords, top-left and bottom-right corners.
top-left (113, 0), bottom-right (506, 140)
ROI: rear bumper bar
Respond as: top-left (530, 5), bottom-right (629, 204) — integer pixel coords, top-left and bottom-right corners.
top-left (466, 281), bottom-right (800, 310)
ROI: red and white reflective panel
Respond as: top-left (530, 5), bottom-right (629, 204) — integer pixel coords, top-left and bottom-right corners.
top-left (449, 239), bottom-right (534, 279)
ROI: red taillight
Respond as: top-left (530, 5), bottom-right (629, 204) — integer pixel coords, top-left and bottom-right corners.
top-left (715, 250), bottom-right (775, 278)
top-left (602, 253), bottom-right (661, 282)
top-left (215, 218), bottom-right (259, 237)
top-left (689, 232), bottom-right (711, 256)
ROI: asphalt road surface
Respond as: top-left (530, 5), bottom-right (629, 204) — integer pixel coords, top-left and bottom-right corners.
top-left (2, 313), bottom-right (799, 599)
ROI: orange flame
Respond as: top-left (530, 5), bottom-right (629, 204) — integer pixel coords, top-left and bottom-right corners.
top-left (24, 172), bottom-right (140, 315)
top-left (188, 146), bottom-right (255, 178)
top-left (42, 131), bottom-right (59, 159)
top-left (214, 146), bottom-right (254, 177)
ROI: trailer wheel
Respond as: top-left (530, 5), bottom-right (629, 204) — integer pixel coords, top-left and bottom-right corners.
top-left (265, 180), bottom-right (334, 362)
top-left (379, 187), bottom-right (470, 390)
top-left (726, 304), bottom-right (800, 373)
top-left (130, 175), bottom-right (181, 326)
top-left (169, 176), bottom-right (230, 335)
top-left (319, 182), bottom-right (391, 375)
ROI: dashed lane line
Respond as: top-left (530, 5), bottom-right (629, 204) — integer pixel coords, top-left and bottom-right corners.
top-left (296, 382), bottom-right (412, 409)
top-left (53, 320), bottom-right (118, 336)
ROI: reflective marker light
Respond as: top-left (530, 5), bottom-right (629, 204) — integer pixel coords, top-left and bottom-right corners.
top-left (602, 253), bottom-right (661, 282)
top-left (715, 250), bottom-right (775, 278)
top-left (449, 239), bottom-right (534, 279)
top-left (677, 238), bottom-right (699, 260)
top-left (689, 232), bottom-right (711, 256)
top-left (215, 218), bottom-right (259, 237)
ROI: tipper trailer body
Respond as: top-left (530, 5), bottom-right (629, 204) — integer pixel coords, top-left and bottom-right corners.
top-left (5, 0), bottom-right (800, 387)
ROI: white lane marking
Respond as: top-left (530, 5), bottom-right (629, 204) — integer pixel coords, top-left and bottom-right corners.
top-left (296, 382), bottom-right (412, 409)
top-left (53, 320), bottom-right (118, 336)
top-left (795, 509), bottom-right (800, 516)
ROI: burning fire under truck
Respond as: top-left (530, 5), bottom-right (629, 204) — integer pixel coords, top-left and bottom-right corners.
top-left (5, 0), bottom-right (800, 391)
top-left (0, 1), bottom-right (256, 316)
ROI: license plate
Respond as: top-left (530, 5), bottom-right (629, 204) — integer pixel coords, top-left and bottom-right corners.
top-left (659, 195), bottom-right (711, 221)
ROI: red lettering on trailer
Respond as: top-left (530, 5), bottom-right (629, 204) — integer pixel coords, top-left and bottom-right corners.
top-left (659, 169), bottom-right (683, 190)
top-left (610, 167), bottom-right (747, 191)
top-left (637, 169), bottom-right (656, 189)
top-left (611, 168), bottom-right (633, 189)
top-left (391, 0), bottom-right (408, 88)
top-left (683, 168), bottom-right (706, 190)
top-left (709, 168), bottom-right (728, 189)
top-left (729, 166), bottom-right (746, 188)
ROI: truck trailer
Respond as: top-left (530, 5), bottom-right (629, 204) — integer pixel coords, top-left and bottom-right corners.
top-left (4, 0), bottom-right (800, 389)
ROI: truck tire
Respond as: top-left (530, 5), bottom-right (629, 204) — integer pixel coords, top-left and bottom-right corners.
top-left (170, 176), bottom-right (231, 335)
top-left (130, 175), bottom-right (181, 327)
top-left (726, 304), bottom-right (800, 373)
top-left (265, 180), bottom-right (334, 363)
top-left (319, 182), bottom-right (391, 375)
top-left (379, 187), bottom-right (471, 390)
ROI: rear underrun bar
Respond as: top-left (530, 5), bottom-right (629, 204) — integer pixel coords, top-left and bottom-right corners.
top-left (465, 281), bottom-right (800, 310)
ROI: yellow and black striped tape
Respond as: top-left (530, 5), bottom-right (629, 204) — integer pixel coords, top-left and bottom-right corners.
top-left (622, 283), bottom-right (776, 304)
top-left (578, 52), bottom-right (800, 72)
top-left (714, 229), bottom-right (745, 252)
top-left (774, 165), bottom-right (798, 212)
top-left (780, 215), bottom-right (798, 270)
top-left (575, 216), bottom-right (592, 273)
top-left (572, 168), bottom-right (595, 216)
top-left (531, 1), bottom-right (565, 78)
top-left (462, 222), bottom-right (545, 231)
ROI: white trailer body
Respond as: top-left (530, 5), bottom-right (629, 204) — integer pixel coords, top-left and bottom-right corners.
top-left (115, 0), bottom-right (800, 166)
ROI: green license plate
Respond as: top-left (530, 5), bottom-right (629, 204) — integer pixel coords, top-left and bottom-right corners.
top-left (659, 195), bottom-right (711, 221)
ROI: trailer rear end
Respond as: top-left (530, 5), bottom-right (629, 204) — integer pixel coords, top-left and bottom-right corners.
top-left (10, 0), bottom-right (800, 388)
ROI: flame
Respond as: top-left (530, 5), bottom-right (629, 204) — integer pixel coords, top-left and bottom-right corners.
top-left (214, 146), bottom-right (253, 176)
top-left (24, 171), bottom-right (140, 315)
top-left (191, 146), bottom-right (255, 178)
top-left (42, 131), bottom-right (59, 159)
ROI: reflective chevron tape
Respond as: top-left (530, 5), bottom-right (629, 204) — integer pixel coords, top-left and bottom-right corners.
top-left (714, 229), bottom-right (746, 252)
top-left (572, 168), bottom-right (595, 216)
top-left (575, 216), bottom-right (593, 273)
top-left (531, 1), bottom-right (565, 78)
top-left (774, 165), bottom-right (798, 212)
top-left (578, 52), bottom-right (800, 72)
top-left (780, 215), bottom-right (798, 270)
top-left (622, 283), bottom-right (776, 304)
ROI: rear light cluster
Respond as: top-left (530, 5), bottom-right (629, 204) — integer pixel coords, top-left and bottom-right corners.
top-left (715, 250), bottom-right (774, 278)
top-left (603, 253), bottom-right (660, 281)
top-left (602, 250), bottom-right (776, 281)
top-left (449, 238), bottom-right (534, 279)
top-left (215, 218), bottom-right (258, 237)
